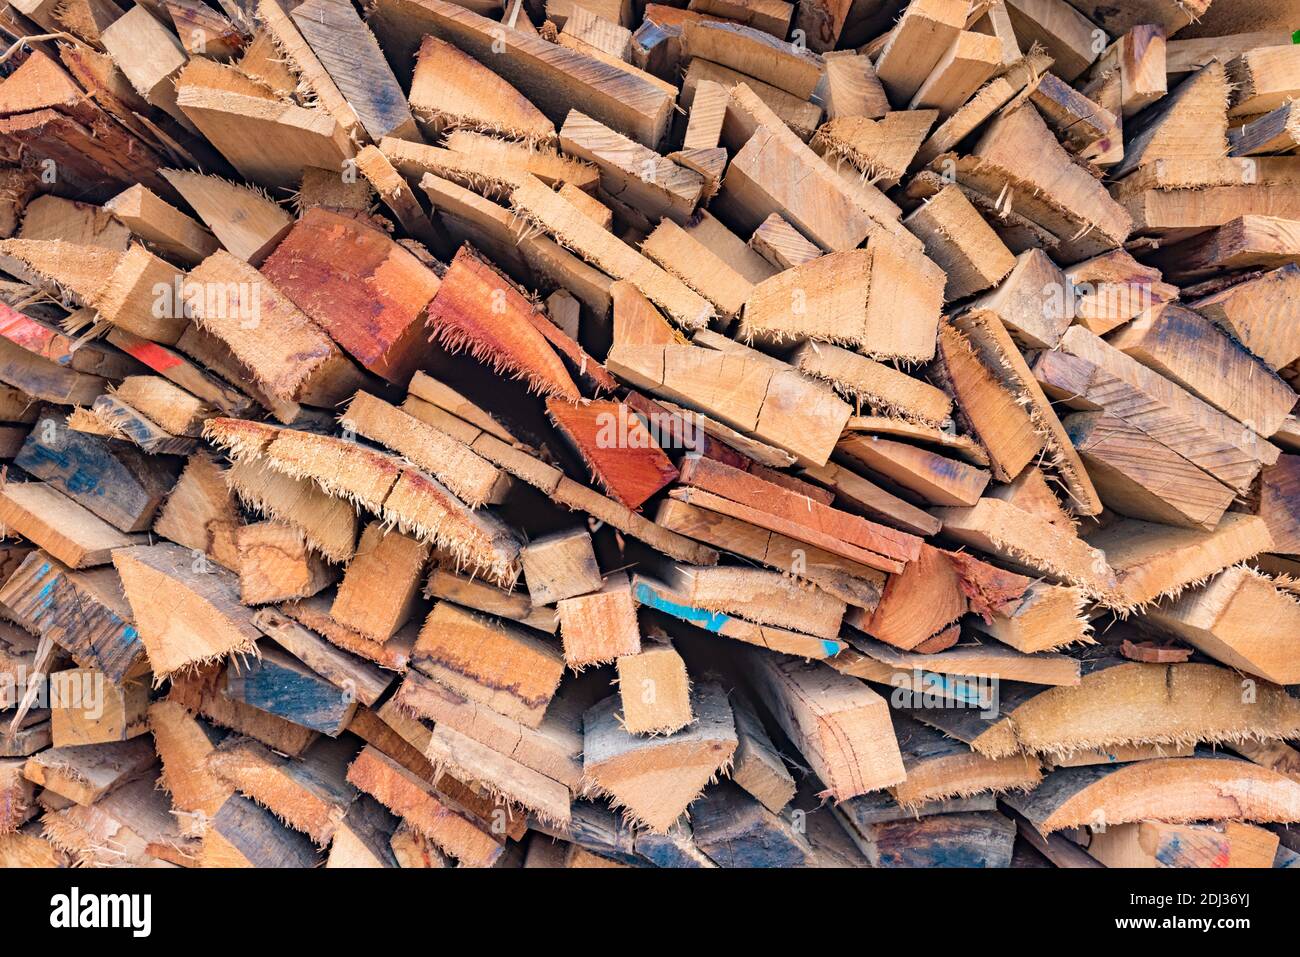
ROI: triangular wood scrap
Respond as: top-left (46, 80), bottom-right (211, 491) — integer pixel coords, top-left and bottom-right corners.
top-left (582, 681), bottom-right (737, 833)
top-left (112, 542), bottom-right (261, 680)
top-left (931, 320), bottom-right (1041, 483)
top-left (952, 310), bottom-right (1103, 516)
top-left (847, 543), bottom-right (967, 652)
top-left (426, 246), bottom-right (581, 401)
top-left (164, 0), bottom-right (247, 57)
top-left (409, 35), bottom-right (554, 142)
top-left (811, 111), bottom-right (938, 188)
top-left (160, 168), bottom-right (293, 265)
top-left (546, 397), bottom-right (678, 509)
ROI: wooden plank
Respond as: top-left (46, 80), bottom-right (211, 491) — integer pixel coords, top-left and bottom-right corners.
top-left (1064, 412), bottom-right (1234, 530)
top-left (1004, 753), bottom-right (1300, 833)
top-left (1229, 45), bottom-right (1300, 118)
top-left (201, 793), bottom-right (322, 867)
top-left (680, 20), bottom-right (822, 99)
top-left (519, 528), bottom-right (603, 605)
top-left (176, 85), bottom-right (353, 190)
top-left (1108, 302), bottom-right (1296, 438)
top-left (1143, 565), bottom-right (1300, 685)
top-left (607, 341), bottom-right (851, 465)
top-left (225, 643), bottom-right (358, 736)
top-left (1088, 512), bottom-right (1274, 607)
top-left (1229, 100), bottom-right (1300, 156)
top-left (874, 0), bottom-right (969, 105)
top-left (682, 57), bottom-right (823, 141)
top-left (632, 573), bottom-right (845, 658)
top-left (344, 390), bottom-right (510, 508)
top-left (904, 183), bottom-right (1015, 300)
top-left (49, 668), bottom-right (149, 747)
top-left (369, 0), bottom-right (672, 147)
top-left (0, 551), bottom-right (146, 683)
top-left (186, 251), bottom-right (366, 407)
top-left (616, 637), bottom-right (692, 735)
top-left (836, 434), bottom-right (991, 507)
top-left (0, 482), bottom-right (145, 569)
top-left (546, 397), bottom-right (677, 509)
top-left (330, 522), bottom-right (430, 644)
top-left (1149, 215), bottom-right (1300, 284)
top-left (395, 668), bottom-right (584, 791)
top-left (23, 738), bottom-right (154, 808)
top-left (934, 497), bottom-right (1118, 601)
top-left (930, 322), bottom-right (1039, 482)
top-left (942, 102), bottom-right (1132, 260)
top-left (148, 700), bottom-right (234, 837)
top-left (346, 744), bottom-right (504, 867)
top-left (561, 111), bottom-right (703, 224)
top-left (1050, 325), bottom-right (1277, 490)
top-left (291, 0), bottom-right (418, 143)
top-left (839, 634), bottom-right (1080, 686)
top-left (740, 246), bottom-right (942, 360)
top-left (910, 30), bottom-right (1003, 117)
top-left (583, 681), bottom-right (736, 832)
top-left (15, 418), bottom-right (177, 533)
top-left (679, 454), bottom-right (920, 564)
top-left (408, 34), bottom-right (553, 143)
top-left (168, 663), bottom-right (318, 757)
top-left (510, 174), bottom-right (715, 331)
top-left (1002, 0), bottom-right (1098, 81)
top-left (412, 602), bottom-right (565, 728)
top-left (739, 650), bottom-right (904, 800)
top-left (1260, 454), bottom-right (1300, 557)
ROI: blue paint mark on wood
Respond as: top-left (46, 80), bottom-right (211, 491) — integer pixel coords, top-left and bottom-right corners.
top-left (15, 424), bottom-right (178, 532)
top-left (633, 581), bottom-right (729, 632)
top-left (226, 648), bottom-right (355, 735)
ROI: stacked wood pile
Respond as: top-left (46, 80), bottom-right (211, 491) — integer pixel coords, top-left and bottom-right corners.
top-left (1, 0), bottom-right (1300, 870)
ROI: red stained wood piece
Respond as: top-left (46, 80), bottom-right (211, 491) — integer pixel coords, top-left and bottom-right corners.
top-left (677, 455), bottom-right (922, 565)
top-left (261, 207), bottom-right (441, 384)
top-left (426, 246), bottom-right (581, 401)
top-left (546, 397), bottom-right (678, 510)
